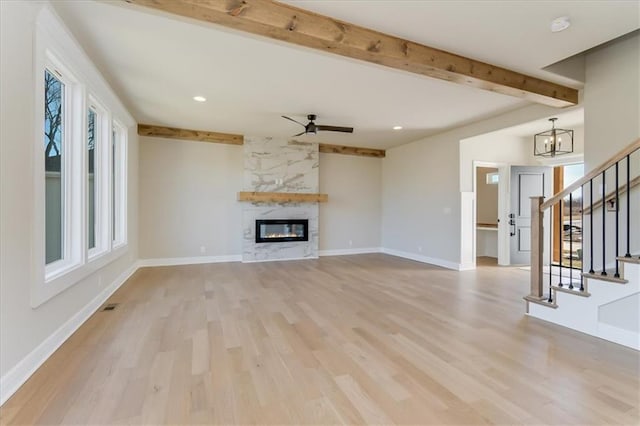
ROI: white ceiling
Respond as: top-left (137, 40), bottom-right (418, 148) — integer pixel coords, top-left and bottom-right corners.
top-left (52, 1), bottom-right (638, 149)
top-left (467, 108), bottom-right (585, 143)
top-left (494, 108), bottom-right (585, 138)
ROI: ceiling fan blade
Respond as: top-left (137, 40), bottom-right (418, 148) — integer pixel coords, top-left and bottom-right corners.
top-left (292, 131), bottom-right (307, 137)
top-left (281, 115), bottom-right (306, 127)
top-left (316, 125), bottom-right (354, 133)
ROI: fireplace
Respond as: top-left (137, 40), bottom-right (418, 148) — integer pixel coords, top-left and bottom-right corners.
top-left (256, 219), bottom-right (309, 243)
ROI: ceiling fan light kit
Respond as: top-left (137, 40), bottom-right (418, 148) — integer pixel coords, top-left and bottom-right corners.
top-left (282, 114), bottom-right (354, 137)
top-left (533, 117), bottom-right (574, 158)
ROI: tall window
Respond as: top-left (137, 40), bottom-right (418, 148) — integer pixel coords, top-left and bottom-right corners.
top-left (87, 108), bottom-right (97, 249)
top-left (552, 163), bottom-right (585, 268)
top-left (34, 9), bottom-right (131, 307)
top-left (112, 128), bottom-right (116, 242)
top-left (111, 122), bottom-right (126, 247)
top-left (44, 70), bottom-right (65, 264)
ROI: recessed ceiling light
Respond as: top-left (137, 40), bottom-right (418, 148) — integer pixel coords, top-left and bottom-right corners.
top-left (550, 16), bottom-right (571, 33)
top-left (193, 96), bottom-right (207, 102)
top-left (393, 126), bottom-right (403, 130)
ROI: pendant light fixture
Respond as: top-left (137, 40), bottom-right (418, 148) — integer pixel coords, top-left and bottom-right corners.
top-left (534, 117), bottom-right (574, 157)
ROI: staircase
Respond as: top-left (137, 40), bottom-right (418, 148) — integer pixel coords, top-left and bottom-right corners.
top-left (525, 138), bottom-right (640, 350)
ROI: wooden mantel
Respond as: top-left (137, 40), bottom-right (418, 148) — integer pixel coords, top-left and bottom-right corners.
top-left (238, 192), bottom-right (328, 203)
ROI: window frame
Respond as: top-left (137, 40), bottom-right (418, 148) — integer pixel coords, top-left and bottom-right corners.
top-left (42, 54), bottom-right (84, 282)
top-left (86, 95), bottom-right (111, 261)
top-left (111, 121), bottom-right (127, 249)
top-left (31, 6), bottom-right (133, 308)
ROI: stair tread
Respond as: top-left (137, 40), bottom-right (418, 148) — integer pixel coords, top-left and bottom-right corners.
top-left (617, 255), bottom-right (640, 264)
top-left (552, 284), bottom-right (591, 297)
top-left (582, 271), bottom-right (628, 284)
top-left (524, 295), bottom-right (558, 309)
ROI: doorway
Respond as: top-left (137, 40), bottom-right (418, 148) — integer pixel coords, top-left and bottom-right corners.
top-left (476, 167), bottom-right (499, 265)
top-left (471, 161), bottom-right (509, 267)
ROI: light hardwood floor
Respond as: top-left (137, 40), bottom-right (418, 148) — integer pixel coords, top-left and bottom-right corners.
top-left (1, 254), bottom-right (638, 425)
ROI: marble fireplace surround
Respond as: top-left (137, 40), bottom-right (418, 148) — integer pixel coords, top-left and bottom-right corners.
top-left (241, 136), bottom-right (321, 262)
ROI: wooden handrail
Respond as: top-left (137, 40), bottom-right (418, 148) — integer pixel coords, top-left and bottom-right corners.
top-left (540, 138), bottom-right (640, 211)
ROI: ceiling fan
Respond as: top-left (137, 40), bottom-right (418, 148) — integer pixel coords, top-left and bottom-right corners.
top-left (281, 114), bottom-right (354, 137)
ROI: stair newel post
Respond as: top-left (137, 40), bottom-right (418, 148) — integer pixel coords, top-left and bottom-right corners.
top-left (580, 185), bottom-right (585, 292)
top-left (625, 155), bottom-right (631, 258)
top-left (529, 196), bottom-right (545, 300)
top-left (602, 171), bottom-right (607, 276)
top-left (615, 162), bottom-right (620, 278)
top-left (569, 192), bottom-right (574, 289)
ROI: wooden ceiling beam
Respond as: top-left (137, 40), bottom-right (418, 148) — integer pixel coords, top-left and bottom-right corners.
top-left (318, 143), bottom-right (385, 158)
top-left (125, 0), bottom-right (579, 108)
top-left (138, 124), bottom-right (386, 158)
top-left (138, 123), bottom-right (244, 145)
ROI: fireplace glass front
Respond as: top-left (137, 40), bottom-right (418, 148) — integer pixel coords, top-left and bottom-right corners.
top-left (256, 219), bottom-right (309, 243)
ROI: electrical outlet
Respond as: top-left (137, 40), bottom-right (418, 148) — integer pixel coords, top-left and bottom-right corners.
top-left (349, 240), bottom-right (353, 247)
top-left (200, 246), bottom-right (206, 254)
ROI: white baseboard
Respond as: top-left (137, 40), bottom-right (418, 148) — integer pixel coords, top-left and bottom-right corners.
top-left (319, 247), bottom-right (382, 256)
top-left (242, 256), bottom-right (319, 263)
top-left (138, 255), bottom-right (241, 267)
top-left (458, 262), bottom-right (477, 271)
top-left (381, 248), bottom-right (462, 270)
top-left (0, 261), bottom-right (140, 406)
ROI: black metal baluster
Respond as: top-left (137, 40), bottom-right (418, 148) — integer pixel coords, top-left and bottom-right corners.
top-left (569, 192), bottom-right (574, 289)
top-left (558, 199), bottom-right (564, 286)
top-left (602, 171), bottom-right (607, 276)
top-left (548, 207), bottom-right (553, 303)
top-left (580, 185), bottom-right (585, 292)
top-left (589, 179), bottom-right (595, 274)
top-left (625, 155), bottom-right (631, 258)
top-left (615, 162), bottom-right (620, 278)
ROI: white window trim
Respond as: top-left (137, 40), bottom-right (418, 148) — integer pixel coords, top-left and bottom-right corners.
top-left (41, 54), bottom-right (84, 282)
top-left (112, 121), bottom-right (128, 249)
top-left (87, 96), bottom-right (111, 261)
top-left (31, 6), bottom-right (134, 308)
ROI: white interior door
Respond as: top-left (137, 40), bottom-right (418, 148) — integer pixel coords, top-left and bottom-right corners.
top-left (509, 166), bottom-right (552, 265)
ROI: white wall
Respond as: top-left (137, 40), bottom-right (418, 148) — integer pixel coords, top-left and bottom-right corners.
top-left (138, 138), bottom-right (383, 260)
top-left (0, 0), bottom-right (138, 387)
top-left (584, 33), bottom-right (639, 172)
top-left (599, 293), bottom-right (640, 333)
top-left (580, 33), bottom-right (640, 272)
top-left (319, 153), bottom-right (382, 252)
top-left (382, 104), bottom-right (569, 268)
top-left (460, 134), bottom-right (535, 193)
top-left (460, 125), bottom-right (585, 194)
top-left (139, 136), bottom-right (243, 260)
